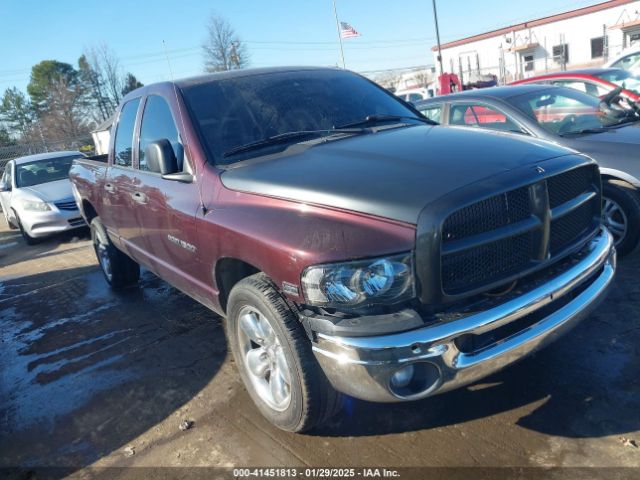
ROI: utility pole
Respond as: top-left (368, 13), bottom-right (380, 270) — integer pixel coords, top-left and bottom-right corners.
top-left (432, 0), bottom-right (444, 76)
top-left (332, 0), bottom-right (346, 68)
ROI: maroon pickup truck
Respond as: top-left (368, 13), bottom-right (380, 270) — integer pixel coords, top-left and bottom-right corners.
top-left (70, 67), bottom-right (616, 432)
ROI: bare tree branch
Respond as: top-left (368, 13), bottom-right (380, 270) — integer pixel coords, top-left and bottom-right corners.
top-left (202, 14), bottom-right (249, 72)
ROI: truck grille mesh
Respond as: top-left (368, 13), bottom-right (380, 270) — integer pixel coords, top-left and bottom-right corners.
top-left (440, 166), bottom-right (599, 295)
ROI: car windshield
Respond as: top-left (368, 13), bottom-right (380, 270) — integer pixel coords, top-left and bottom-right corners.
top-left (595, 70), bottom-right (640, 94)
top-left (508, 87), bottom-right (635, 135)
top-left (181, 69), bottom-right (421, 164)
top-left (15, 156), bottom-right (78, 188)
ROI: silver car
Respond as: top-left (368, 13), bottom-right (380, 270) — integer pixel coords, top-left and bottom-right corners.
top-left (0, 151), bottom-right (86, 244)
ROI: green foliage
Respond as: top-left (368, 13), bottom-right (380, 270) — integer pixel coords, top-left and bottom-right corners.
top-left (122, 73), bottom-right (143, 96)
top-left (27, 60), bottom-right (78, 112)
top-left (0, 126), bottom-right (16, 146)
top-left (0, 87), bottom-right (35, 137)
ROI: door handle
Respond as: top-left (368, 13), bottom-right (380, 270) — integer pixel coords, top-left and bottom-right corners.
top-left (131, 191), bottom-right (148, 204)
top-left (104, 183), bottom-right (115, 193)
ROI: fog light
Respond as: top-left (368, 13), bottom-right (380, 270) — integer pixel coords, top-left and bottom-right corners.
top-left (390, 364), bottom-right (415, 388)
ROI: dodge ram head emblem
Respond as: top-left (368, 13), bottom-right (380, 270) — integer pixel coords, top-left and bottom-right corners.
top-left (534, 166), bottom-right (545, 174)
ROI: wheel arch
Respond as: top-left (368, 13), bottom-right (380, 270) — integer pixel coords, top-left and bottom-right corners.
top-left (214, 257), bottom-right (262, 314)
top-left (600, 168), bottom-right (640, 190)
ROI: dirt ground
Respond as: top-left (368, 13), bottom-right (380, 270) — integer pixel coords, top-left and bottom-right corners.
top-left (0, 219), bottom-right (639, 478)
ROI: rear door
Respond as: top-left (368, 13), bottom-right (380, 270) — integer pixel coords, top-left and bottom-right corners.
top-left (132, 94), bottom-right (203, 294)
top-left (102, 97), bottom-right (144, 254)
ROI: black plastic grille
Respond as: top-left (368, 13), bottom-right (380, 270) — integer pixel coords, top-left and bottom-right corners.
top-left (442, 186), bottom-right (530, 242)
top-left (440, 165), bottom-right (599, 295)
top-left (55, 200), bottom-right (78, 211)
top-left (442, 232), bottom-right (534, 293)
top-left (547, 166), bottom-right (595, 208)
top-left (550, 199), bottom-right (598, 253)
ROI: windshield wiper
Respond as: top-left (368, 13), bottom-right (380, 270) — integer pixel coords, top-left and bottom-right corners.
top-left (335, 114), bottom-right (436, 129)
top-left (223, 128), bottom-right (366, 158)
top-left (560, 127), bottom-right (609, 136)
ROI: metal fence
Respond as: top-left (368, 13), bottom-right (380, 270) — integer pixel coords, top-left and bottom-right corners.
top-left (0, 135), bottom-right (95, 175)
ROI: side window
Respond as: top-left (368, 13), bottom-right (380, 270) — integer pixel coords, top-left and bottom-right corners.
top-left (450, 103), bottom-right (524, 133)
top-left (552, 80), bottom-right (588, 94)
top-left (419, 105), bottom-right (442, 123)
top-left (408, 93), bottom-right (424, 103)
top-left (113, 98), bottom-right (141, 167)
top-left (138, 96), bottom-right (182, 172)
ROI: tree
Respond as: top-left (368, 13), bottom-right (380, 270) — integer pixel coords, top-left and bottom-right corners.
top-left (202, 14), bottom-right (249, 72)
top-left (0, 125), bottom-right (16, 146)
top-left (122, 73), bottom-right (143, 96)
top-left (27, 60), bottom-right (78, 113)
top-left (39, 77), bottom-right (90, 139)
top-left (0, 87), bottom-right (35, 138)
top-left (79, 45), bottom-right (144, 121)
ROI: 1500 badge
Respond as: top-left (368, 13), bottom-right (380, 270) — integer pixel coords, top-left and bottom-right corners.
top-left (167, 234), bottom-right (197, 253)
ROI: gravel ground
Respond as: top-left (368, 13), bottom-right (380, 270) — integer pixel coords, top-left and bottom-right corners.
top-left (0, 219), bottom-right (638, 479)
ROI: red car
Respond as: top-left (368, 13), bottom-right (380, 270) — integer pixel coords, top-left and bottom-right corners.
top-left (511, 68), bottom-right (640, 104)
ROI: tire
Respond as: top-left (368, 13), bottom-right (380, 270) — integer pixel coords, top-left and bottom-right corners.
top-left (3, 209), bottom-right (17, 230)
top-left (602, 179), bottom-right (640, 257)
top-left (90, 217), bottom-right (140, 289)
top-left (14, 211), bottom-right (39, 245)
top-left (226, 273), bottom-right (342, 432)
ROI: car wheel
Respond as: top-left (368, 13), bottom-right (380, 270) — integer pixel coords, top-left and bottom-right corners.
top-left (227, 273), bottom-right (342, 432)
top-left (14, 210), bottom-right (39, 245)
top-left (90, 217), bottom-right (140, 288)
top-left (603, 179), bottom-right (640, 257)
top-left (3, 209), bottom-right (18, 230)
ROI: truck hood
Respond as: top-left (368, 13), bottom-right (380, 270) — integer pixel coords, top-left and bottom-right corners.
top-left (21, 179), bottom-right (73, 203)
top-left (220, 125), bottom-right (575, 224)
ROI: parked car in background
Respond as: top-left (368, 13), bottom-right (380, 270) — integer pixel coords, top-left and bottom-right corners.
top-left (395, 87), bottom-right (434, 103)
top-left (70, 67), bottom-right (615, 432)
top-left (0, 151), bottom-right (86, 244)
top-left (605, 48), bottom-right (640, 76)
top-left (415, 84), bottom-right (640, 255)
top-left (511, 68), bottom-right (640, 106)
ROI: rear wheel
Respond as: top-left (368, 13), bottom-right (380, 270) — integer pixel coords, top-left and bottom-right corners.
top-left (226, 273), bottom-right (342, 432)
top-left (90, 217), bottom-right (140, 288)
top-left (602, 179), bottom-right (640, 257)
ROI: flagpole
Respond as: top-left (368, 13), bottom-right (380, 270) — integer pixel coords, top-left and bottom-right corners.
top-left (332, 0), bottom-right (346, 68)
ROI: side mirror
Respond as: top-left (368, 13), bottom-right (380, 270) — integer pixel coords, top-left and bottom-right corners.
top-left (0, 180), bottom-right (10, 192)
top-left (145, 139), bottom-right (178, 175)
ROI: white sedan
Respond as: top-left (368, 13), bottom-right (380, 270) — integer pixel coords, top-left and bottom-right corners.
top-left (0, 151), bottom-right (87, 244)
top-left (605, 48), bottom-right (640, 76)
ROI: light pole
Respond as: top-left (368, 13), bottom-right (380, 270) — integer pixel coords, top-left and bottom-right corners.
top-left (432, 0), bottom-right (444, 76)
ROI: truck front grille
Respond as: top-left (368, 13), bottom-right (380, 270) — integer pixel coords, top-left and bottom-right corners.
top-left (441, 165), bottom-right (600, 295)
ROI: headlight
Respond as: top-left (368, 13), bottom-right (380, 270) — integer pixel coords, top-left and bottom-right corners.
top-left (301, 253), bottom-right (414, 309)
top-left (21, 200), bottom-right (51, 211)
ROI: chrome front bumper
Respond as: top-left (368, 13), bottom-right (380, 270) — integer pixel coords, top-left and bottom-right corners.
top-left (312, 228), bottom-right (616, 402)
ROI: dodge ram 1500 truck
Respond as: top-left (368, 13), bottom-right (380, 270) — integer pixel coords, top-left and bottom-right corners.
top-left (70, 67), bottom-right (616, 432)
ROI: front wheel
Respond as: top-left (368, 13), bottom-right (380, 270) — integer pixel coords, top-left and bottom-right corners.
top-left (226, 273), bottom-right (342, 432)
top-left (602, 179), bottom-right (640, 257)
top-left (14, 211), bottom-right (38, 245)
top-left (90, 217), bottom-right (140, 288)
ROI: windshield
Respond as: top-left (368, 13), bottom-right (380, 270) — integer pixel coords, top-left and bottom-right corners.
top-left (15, 156), bottom-right (78, 188)
top-left (595, 70), bottom-right (640, 94)
top-left (508, 87), bottom-right (635, 135)
top-left (181, 69), bottom-right (420, 164)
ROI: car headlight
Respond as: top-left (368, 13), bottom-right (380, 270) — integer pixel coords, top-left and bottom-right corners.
top-left (21, 200), bottom-right (51, 211)
top-left (301, 253), bottom-right (414, 309)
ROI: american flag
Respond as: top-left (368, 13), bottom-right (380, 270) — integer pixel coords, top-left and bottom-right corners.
top-left (340, 21), bottom-right (361, 39)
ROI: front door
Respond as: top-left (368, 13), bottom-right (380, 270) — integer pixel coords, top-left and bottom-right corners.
top-left (132, 94), bottom-right (205, 296)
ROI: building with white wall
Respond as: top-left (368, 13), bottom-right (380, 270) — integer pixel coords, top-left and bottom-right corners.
top-left (432, 0), bottom-right (640, 85)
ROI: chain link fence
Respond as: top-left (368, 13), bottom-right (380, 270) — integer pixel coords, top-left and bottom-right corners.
top-left (0, 135), bottom-right (95, 175)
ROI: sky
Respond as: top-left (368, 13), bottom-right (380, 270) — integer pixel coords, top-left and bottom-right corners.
top-left (0, 0), bottom-right (605, 92)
